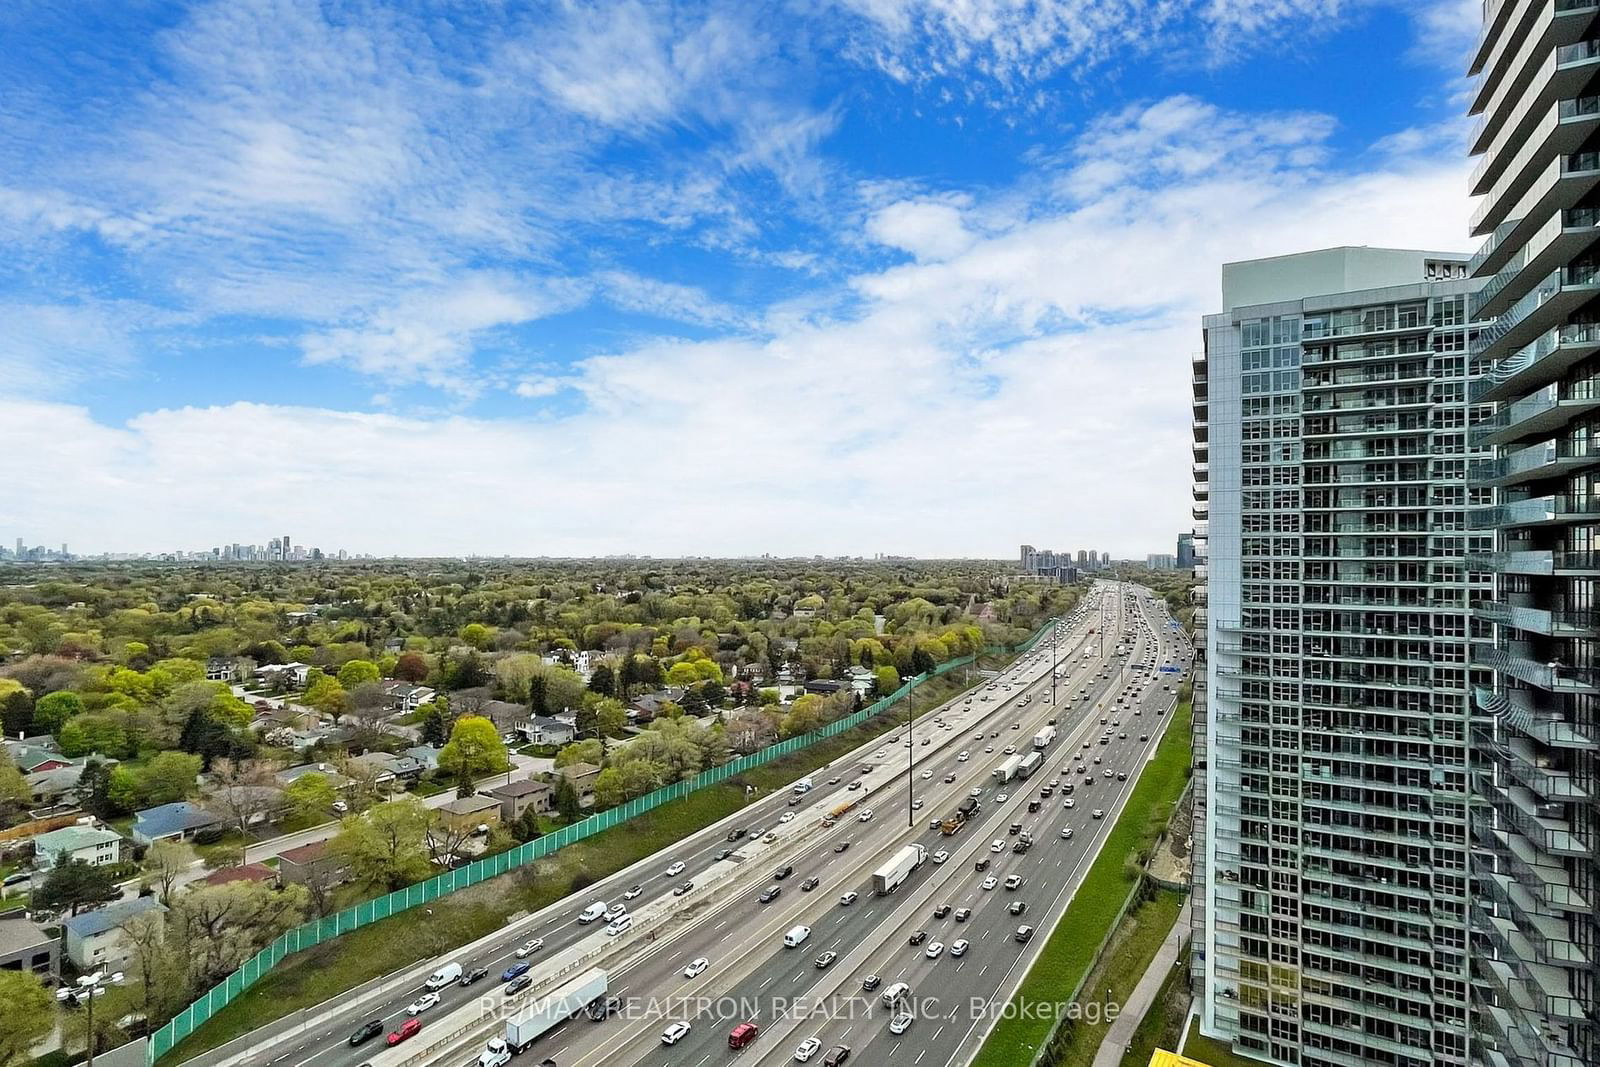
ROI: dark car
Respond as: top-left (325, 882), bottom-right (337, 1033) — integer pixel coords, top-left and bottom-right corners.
top-left (909, 930), bottom-right (928, 946)
top-left (1027, 800), bottom-right (1042, 813)
top-left (822, 1046), bottom-right (852, 1067)
top-left (506, 973), bottom-right (534, 995)
top-left (759, 885), bottom-right (782, 904)
top-left (773, 865), bottom-right (793, 881)
top-left (933, 904), bottom-right (951, 919)
top-left (459, 966), bottom-right (489, 987)
top-left (1013, 839), bottom-right (1032, 854)
top-left (862, 974), bottom-right (882, 991)
top-left (727, 828), bottom-right (745, 841)
top-left (501, 961), bottom-right (531, 982)
top-left (716, 848), bottom-right (734, 861)
top-left (974, 858), bottom-right (990, 872)
top-left (801, 876), bottom-right (820, 891)
top-left (834, 841), bottom-right (850, 854)
top-left (1009, 900), bottom-right (1028, 915)
top-left (587, 995), bottom-right (622, 1020)
top-left (348, 1020), bottom-right (384, 1046)
top-left (674, 881), bottom-right (694, 896)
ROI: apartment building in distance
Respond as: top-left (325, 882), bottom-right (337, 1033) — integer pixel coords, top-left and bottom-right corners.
top-left (1197, 246), bottom-right (1490, 1067)
top-left (1465, 3), bottom-right (1600, 1065)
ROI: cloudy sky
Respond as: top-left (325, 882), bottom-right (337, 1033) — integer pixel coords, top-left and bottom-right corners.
top-left (2, 0), bottom-right (1477, 558)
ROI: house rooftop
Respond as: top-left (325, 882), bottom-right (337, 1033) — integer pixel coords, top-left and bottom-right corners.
top-left (132, 802), bottom-right (218, 840)
top-left (0, 915), bottom-right (54, 956)
top-left (491, 778), bottom-right (552, 798)
top-left (439, 794), bottom-right (500, 816)
top-left (62, 897), bottom-right (162, 938)
top-left (34, 825), bottom-right (121, 854)
top-left (279, 840), bottom-right (333, 865)
top-left (200, 863), bottom-right (277, 887)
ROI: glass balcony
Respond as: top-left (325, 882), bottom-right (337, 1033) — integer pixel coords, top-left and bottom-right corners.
top-left (1474, 316), bottom-right (1600, 406)
top-left (1472, 643), bottom-right (1600, 693)
top-left (1471, 490), bottom-right (1600, 528)
top-left (1471, 261), bottom-right (1600, 364)
top-left (1473, 685), bottom-right (1600, 749)
top-left (1475, 599), bottom-right (1600, 635)
top-left (1472, 147), bottom-right (1600, 240)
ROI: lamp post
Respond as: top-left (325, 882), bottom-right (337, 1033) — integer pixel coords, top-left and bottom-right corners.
top-left (905, 674), bottom-right (917, 828)
top-left (62, 969), bottom-right (124, 1067)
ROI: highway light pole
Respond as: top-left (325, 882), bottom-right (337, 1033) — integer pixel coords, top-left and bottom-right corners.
top-left (69, 969), bottom-right (124, 1067)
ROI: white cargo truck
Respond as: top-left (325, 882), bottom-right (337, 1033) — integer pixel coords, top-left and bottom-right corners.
top-left (1033, 725), bottom-right (1056, 749)
top-left (871, 843), bottom-right (929, 896)
top-left (993, 754), bottom-right (1022, 783)
top-left (496, 968), bottom-right (609, 1057)
top-left (793, 776), bottom-right (814, 794)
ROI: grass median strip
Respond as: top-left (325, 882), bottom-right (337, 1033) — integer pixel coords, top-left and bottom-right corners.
top-left (164, 661), bottom-right (1010, 1062)
top-left (971, 699), bottom-right (1192, 1067)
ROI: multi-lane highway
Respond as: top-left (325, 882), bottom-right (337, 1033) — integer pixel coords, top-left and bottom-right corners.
top-left (234, 581), bottom-right (1188, 1067)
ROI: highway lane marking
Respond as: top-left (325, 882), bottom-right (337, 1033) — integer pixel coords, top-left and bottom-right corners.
top-left (979, 965), bottom-right (988, 977)
top-left (892, 1041), bottom-right (903, 1055)
top-left (933, 1025), bottom-right (945, 1040)
top-left (915, 1051), bottom-right (926, 1064)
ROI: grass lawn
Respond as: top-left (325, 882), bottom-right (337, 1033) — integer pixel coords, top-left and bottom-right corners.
top-left (192, 831), bottom-right (252, 867)
top-left (971, 700), bottom-right (1193, 1067)
top-left (1181, 1018), bottom-right (1272, 1067)
top-left (409, 779), bottom-right (448, 798)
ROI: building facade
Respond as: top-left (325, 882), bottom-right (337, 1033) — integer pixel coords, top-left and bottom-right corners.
top-left (1466, 4), bottom-right (1600, 1065)
top-left (1198, 246), bottom-right (1489, 1067)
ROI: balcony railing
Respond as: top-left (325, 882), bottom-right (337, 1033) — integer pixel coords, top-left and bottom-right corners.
top-left (1472, 260), bottom-right (1600, 361)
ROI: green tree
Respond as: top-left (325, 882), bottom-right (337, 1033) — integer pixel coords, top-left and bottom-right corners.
top-left (510, 806), bottom-right (544, 843)
top-left (592, 767), bottom-right (624, 809)
top-left (758, 687), bottom-right (780, 706)
top-left (31, 690), bottom-right (83, 734)
top-left (0, 753), bottom-right (27, 827)
top-left (873, 665), bottom-right (901, 696)
top-left (0, 971), bottom-right (53, 1067)
top-left (555, 738), bottom-right (603, 767)
top-left (665, 661), bottom-right (699, 688)
top-left (594, 697), bottom-right (628, 738)
top-left (587, 664), bottom-right (615, 697)
top-left (553, 775), bottom-right (581, 822)
top-left (337, 659), bottom-right (380, 689)
top-left (0, 687), bottom-right (32, 737)
top-left (144, 838), bottom-right (196, 905)
top-left (438, 715), bottom-right (507, 796)
top-left (139, 750), bottom-right (203, 806)
top-left (35, 855), bottom-right (119, 915)
top-left (284, 772), bottom-right (338, 821)
top-left (303, 672), bottom-right (348, 716)
top-left (331, 796), bottom-right (433, 890)
top-left (419, 705), bottom-right (450, 747)
top-left (459, 623), bottom-right (495, 650)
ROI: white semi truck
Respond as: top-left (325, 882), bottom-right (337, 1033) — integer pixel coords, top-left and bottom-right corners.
top-left (993, 754), bottom-right (1023, 782)
top-left (1033, 725), bottom-right (1057, 749)
top-left (871, 843), bottom-right (929, 896)
top-left (486, 968), bottom-right (609, 1062)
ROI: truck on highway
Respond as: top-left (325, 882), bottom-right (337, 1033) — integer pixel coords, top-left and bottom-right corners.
top-left (940, 797), bottom-right (979, 835)
top-left (1017, 751), bottom-right (1043, 779)
top-left (993, 754), bottom-right (1022, 783)
top-left (492, 968), bottom-right (609, 1059)
top-left (872, 843), bottom-right (929, 896)
top-left (794, 776), bottom-right (814, 794)
top-left (1033, 725), bottom-right (1057, 749)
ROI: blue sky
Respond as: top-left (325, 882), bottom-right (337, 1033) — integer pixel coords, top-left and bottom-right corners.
top-left (2, 0), bottom-right (1478, 557)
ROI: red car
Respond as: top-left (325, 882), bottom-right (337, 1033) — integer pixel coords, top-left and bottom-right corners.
top-left (387, 1018), bottom-right (422, 1046)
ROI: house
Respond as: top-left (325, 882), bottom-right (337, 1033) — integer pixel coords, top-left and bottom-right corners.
top-left (32, 825), bottom-right (124, 870)
top-left (436, 794), bottom-right (501, 834)
top-left (349, 752), bottom-right (424, 789)
top-left (254, 662), bottom-right (312, 688)
top-left (131, 802), bottom-right (223, 846)
top-left (479, 700), bottom-right (532, 738)
top-left (205, 657), bottom-right (241, 682)
top-left (489, 778), bottom-right (553, 822)
top-left (527, 716), bottom-right (576, 746)
top-left (63, 897), bottom-right (163, 971)
top-left (24, 762), bottom-right (100, 808)
top-left (404, 745), bottom-right (441, 772)
top-left (274, 762), bottom-right (353, 792)
top-left (553, 762), bottom-right (601, 806)
top-left (803, 679), bottom-right (848, 696)
top-left (380, 681), bottom-right (436, 713)
top-left (629, 688), bottom-right (686, 722)
top-left (0, 914), bottom-right (58, 977)
top-left (200, 863), bottom-right (278, 888)
top-left (277, 840), bottom-right (351, 888)
top-left (4, 741), bottom-right (70, 775)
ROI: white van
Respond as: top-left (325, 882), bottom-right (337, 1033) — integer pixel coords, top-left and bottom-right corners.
top-left (881, 982), bottom-right (911, 1006)
top-left (578, 901), bottom-right (608, 924)
top-left (783, 924), bottom-right (811, 948)
top-left (606, 914), bottom-right (633, 937)
top-left (425, 962), bottom-right (462, 990)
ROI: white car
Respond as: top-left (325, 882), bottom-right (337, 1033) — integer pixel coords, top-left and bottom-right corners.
top-left (997, 793), bottom-right (1009, 803)
top-left (875, 750), bottom-right (887, 759)
top-left (925, 941), bottom-right (945, 959)
top-left (406, 992), bottom-right (440, 1015)
top-left (665, 861), bottom-right (686, 877)
top-left (623, 885), bottom-right (644, 900)
top-left (920, 770), bottom-right (932, 780)
top-left (951, 939), bottom-right (969, 957)
top-left (889, 1011), bottom-right (915, 1034)
top-left (795, 1037), bottom-right (823, 1062)
top-left (780, 812), bottom-right (796, 823)
top-left (990, 839), bottom-right (1005, 853)
top-left (684, 957), bottom-right (709, 978)
top-left (957, 751), bottom-right (969, 761)
top-left (1064, 798), bottom-right (1076, 808)
top-left (662, 1022), bottom-right (691, 1045)
top-left (1003, 745), bottom-right (1017, 755)
top-left (1061, 827), bottom-right (1074, 839)
top-left (970, 788), bottom-right (983, 798)
top-left (981, 875), bottom-right (998, 891)
top-left (515, 937), bottom-right (544, 958)
top-left (932, 850), bottom-right (949, 864)
top-left (858, 809), bottom-right (874, 822)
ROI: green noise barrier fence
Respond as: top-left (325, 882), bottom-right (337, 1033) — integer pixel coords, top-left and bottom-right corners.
top-left (150, 621), bottom-right (1057, 1062)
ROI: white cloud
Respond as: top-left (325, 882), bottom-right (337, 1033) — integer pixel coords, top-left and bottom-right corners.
top-left (867, 198), bottom-right (976, 262)
top-left (4, 95), bottom-right (1473, 557)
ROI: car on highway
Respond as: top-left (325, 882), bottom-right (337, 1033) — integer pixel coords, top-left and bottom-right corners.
top-left (1064, 797), bottom-right (1076, 808)
top-left (780, 811), bottom-right (796, 822)
top-left (1003, 744), bottom-right (1017, 755)
top-left (834, 841), bottom-right (850, 853)
top-left (839, 891), bottom-right (859, 906)
top-left (406, 991), bottom-right (440, 1015)
top-left (1140, 734), bottom-right (1148, 742)
top-left (909, 929), bottom-right (928, 946)
top-left (501, 962), bottom-right (531, 982)
top-left (932, 850), bottom-right (949, 864)
top-left (716, 848), bottom-right (734, 861)
top-left (826, 776), bottom-right (842, 785)
top-left (760, 886), bottom-right (782, 903)
top-left (516, 937), bottom-right (544, 958)
top-left (985, 745), bottom-right (994, 753)
top-left (1012, 839), bottom-right (1031, 854)
top-left (1093, 808), bottom-right (1105, 819)
top-left (674, 881), bottom-right (695, 895)
top-left (665, 861), bottom-right (686, 877)
top-left (386, 1018), bottom-right (422, 1046)
top-left (459, 966), bottom-right (489, 986)
top-left (662, 1022), bottom-right (692, 1045)
top-left (1119, 771), bottom-right (1128, 781)
top-left (933, 904), bottom-right (951, 919)
top-left (862, 974), bottom-right (882, 991)
top-left (858, 808), bottom-right (874, 822)
top-left (1061, 827), bottom-right (1075, 839)
top-left (1009, 900), bottom-right (1028, 915)
top-left (685, 957), bottom-right (709, 978)
top-left (726, 828), bottom-right (745, 842)
top-left (822, 1046), bottom-right (852, 1066)
top-left (623, 884), bottom-right (644, 899)
top-left (974, 858), bottom-right (990, 872)
top-left (815, 950), bottom-right (838, 969)
top-left (951, 938), bottom-right (969, 957)
top-left (1005, 874), bottom-right (1023, 890)
top-left (1094, 755), bottom-right (1103, 764)
top-left (925, 940), bottom-right (945, 959)
top-left (944, 772), bottom-right (957, 783)
top-left (981, 875), bottom-right (998, 890)
top-left (801, 876), bottom-right (820, 891)
top-left (889, 1011), bottom-right (915, 1034)
top-left (990, 838), bottom-right (1004, 852)
top-left (1104, 769), bottom-right (1114, 778)
top-left (505, 973), bottom-right (534, 995)
top-left (1015, 926), bottom-right (1035, 943)
top-left (970, 787), bottom-right (983, 797)
top-left (955, 907), bottom-right (971, 921)
top-left (1119, 732), bottom-right (1127, 739)
top-left (920, 769), bottom-right (932, 780)
top-left (774, 865), bottom-right (794, 880)
top-left (997, 792), bottom-right (1009, 802)
top-left (348, 1020), bottom-right (383, 1046)
top-left (957, 751), bottom-right (969, 761)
